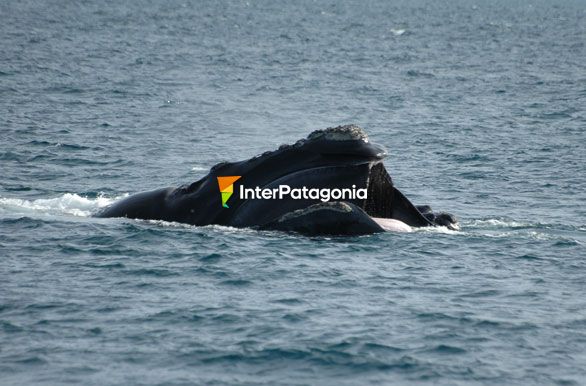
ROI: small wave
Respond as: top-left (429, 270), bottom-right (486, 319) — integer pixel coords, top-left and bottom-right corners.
top-left (0, 193), bottom-right (125, 217)
top-left (124, 268), bottom-right (180, 277)
top-left (406, 69), bottom-right (434, 78)
top-left (426, 344), bottom-right (467, 355)
top-left (27, 140), bottom-right (92, 150)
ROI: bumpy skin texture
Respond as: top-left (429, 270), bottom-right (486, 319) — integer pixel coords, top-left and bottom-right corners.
top-left (263, 202), bottom-right (385, 236)
top-left (96, 125), bottom-right (457, 235)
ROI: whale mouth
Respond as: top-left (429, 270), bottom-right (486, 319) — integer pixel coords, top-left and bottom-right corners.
top-left (361, 161), bottom-right (436, 228)
top-left (365, 163), bottom-right (461, 230)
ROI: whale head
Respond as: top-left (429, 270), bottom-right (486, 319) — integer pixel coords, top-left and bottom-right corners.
top-left (201, 124), bottom-right (433, 229)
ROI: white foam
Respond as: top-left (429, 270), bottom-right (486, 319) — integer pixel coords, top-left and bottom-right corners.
top-left (142, 220), bottom-right (258, 235)
top-left (414, 225), bottom-right (463, 235)
top-left (144, 219), bottom-right (198, 229)
top-left (467, 219), bottom-right (538, 229)
top-left (0, 193), bottom-right (126, 218)
top-left (480, 230), bottom-right (556, 241)
top-left (191, 165), bottom-right (208, 172)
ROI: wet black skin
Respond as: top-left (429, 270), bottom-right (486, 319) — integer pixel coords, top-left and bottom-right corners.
top-left (96, 127), bottom-right (458, 235)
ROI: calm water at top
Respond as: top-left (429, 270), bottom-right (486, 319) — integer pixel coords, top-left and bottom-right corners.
top-left (1, 0), bottom-right (585, 385)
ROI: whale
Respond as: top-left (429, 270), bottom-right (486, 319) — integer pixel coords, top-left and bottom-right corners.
top-left (95, 125), bottom-right (459, 235)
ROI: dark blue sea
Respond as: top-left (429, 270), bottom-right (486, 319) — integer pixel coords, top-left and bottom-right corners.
top-left (1, 0), bottom-right (585, 385)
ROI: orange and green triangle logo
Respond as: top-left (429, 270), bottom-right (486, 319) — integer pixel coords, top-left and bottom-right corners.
top-left (217, 176), bottom-right (241, 208)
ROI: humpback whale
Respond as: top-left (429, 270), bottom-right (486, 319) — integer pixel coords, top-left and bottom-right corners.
top-left (96, 125), bottom-right (458, 235)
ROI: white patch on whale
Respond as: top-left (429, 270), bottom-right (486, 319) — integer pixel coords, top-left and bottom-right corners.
top-left (372, 217), bottom-right (413, 233)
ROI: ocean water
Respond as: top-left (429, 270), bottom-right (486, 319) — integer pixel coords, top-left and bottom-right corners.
top-left (1, 0), bottom-right (585, 385)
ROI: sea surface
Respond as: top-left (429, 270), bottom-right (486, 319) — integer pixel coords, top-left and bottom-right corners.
top-left (1, 0), bottom-right (585, 385)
